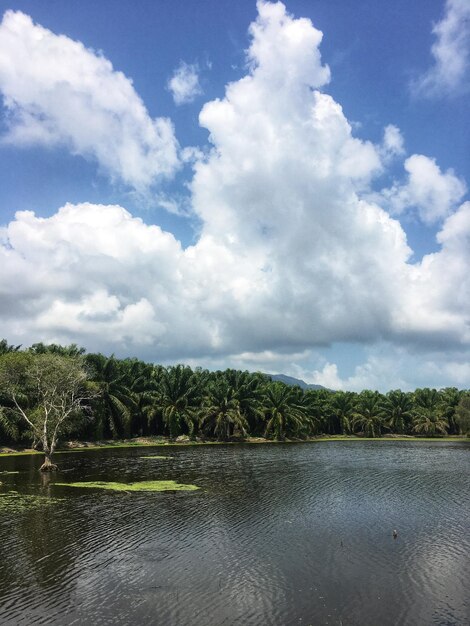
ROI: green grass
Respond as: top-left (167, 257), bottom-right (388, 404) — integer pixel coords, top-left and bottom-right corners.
top-left (0, 450), bottom-right (41, 457)
top-left (56, 441), bottom-right (163, 454)
top-left (1, 435), bottom-right (467, 458)
top-left (56, 480), bottom-right (199, 492)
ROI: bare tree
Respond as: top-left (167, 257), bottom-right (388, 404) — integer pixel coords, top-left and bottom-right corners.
top-left (0, 352), bottom-right (96, 471)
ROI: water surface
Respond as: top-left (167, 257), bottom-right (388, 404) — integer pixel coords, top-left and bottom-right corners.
top-left (0, 441), bottom-right (469, 625)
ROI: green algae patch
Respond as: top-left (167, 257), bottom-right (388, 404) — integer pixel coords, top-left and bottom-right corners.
top-left (0, 491), bottom-right (64, 512)
top-left (56, 480), bottom-right (199, 492)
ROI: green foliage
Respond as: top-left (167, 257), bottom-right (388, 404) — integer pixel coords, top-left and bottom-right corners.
top-left (0, 352), bottom-right (93, 465)
top-left (0, 339), bottom-right (22, 355)
top-left (382, 390), bottom-right (413, 434)
top-left (158, 365), bottom-right (200, 439)
top-left (331, 391), bottom-right (356, 434)
top-left (85, 354), bottom-right (136, 439)
top-left (412, 388), bottom-right (449, 436)
top-left (0, 338), bottom-right (468, 445)
top-left (200, 379), bottom-right (249, 440)
top-left (28, 343), bottom-right (86, 357)
top-left (455, 394), bottom-right (470, 435)
top-left (353, 391), bottom-right (385, 438)
top-left (439, 387), bottom-right (462, 434)
top-left (263, 382), bottom-right (309, 440)
top-left (305, 389), bottom-right (334, 435)
top-left (0, 406), bottom-right (19, 441)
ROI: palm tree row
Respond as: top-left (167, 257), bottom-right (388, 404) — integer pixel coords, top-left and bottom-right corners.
top-left (0, 340), bottom-right (469, 444)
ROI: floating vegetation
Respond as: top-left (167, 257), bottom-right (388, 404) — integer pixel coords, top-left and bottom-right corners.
top-left (0, 471), bottom-right (20, 475)
top-left (56, 480), bottom-right (199, 492)
top-left (0, 491), bottom-right (64, 512)
top-left (140, 456), bottom-right (172, 460)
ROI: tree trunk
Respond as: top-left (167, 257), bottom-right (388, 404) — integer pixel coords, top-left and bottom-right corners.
top-left (40, 453), bottom-right (58, 472)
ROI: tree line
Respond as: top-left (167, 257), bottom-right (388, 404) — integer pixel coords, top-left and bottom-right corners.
top-left (1, 340), bottom-right (469, 457)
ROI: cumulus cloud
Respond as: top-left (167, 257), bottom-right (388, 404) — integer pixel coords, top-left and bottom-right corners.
top-left (0, 203), bottom-right (198, 357)
top-left (378, 154), bottom-right (467, 224)
top-left (308, 344), bottom-right (470, 392)
top-left (187, 339), bottom-right (470, 392)
top-left (190, 0), bottom-right (407, 351)
top-left (413, 0), bottom-right (470, 97)
top-left (396, 201), bottom-right (470, 346)
top-left (310, 363), bottom-right (345, 390)
top-left (0, 10), bottom-right (179, 191)
top-left (168, 61), bottom-right (203, 105)
top-left (380, 124), bottom-right (405, 161)
top-left (0, 1), bottom-right (469, 389)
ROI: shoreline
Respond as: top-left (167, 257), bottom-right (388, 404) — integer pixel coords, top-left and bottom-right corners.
top-left (1, 434), bottom-right (467, 457)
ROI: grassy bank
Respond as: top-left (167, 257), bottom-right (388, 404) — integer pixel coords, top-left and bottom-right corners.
top-left (0, 434), bottom-right (467, 457)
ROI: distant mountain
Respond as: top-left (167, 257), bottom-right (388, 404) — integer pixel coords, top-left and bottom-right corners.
top-left (266, 373), bottom-right (331, 391)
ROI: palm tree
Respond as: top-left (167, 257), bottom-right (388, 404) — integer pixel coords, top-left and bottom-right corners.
top-left (127, 360), bottom-right (163, 437)
top-left (85, 354), bottom-right (136, 439)
top-left (28, 342), bottom-right (86, 357)
top-left (200, 379), bottom-right (248, 440)
top-left (301, 389), bottom-right (327, 436)
top-left (0, 406), bottom-right (19, 443)
top-left (0, 339), bottom-right (22, 355)
top-left (331, 391), bottom-right (356, 434)
top-left (158, 365), bottom-right (200, 439)
top-left (353, 391), bottom-right (385, 438)
top-left (455, 394), bottom-right (470, 435)
top-left (438, 387), bottom-right (462, 435)
top-left (412, 388), bottom-right (448, 436)
top-left (221, 369), bottom-right (263, 434)
top-left (412, 413), bottom-right (449, 436)
top-left (382, 390), bottom-right (413, 434)
top-left (262, 382), bottom-right (308, 440)
top-left (0, 349), bottom-right (20, 442)
top-left (302, 389), bottom-right (334, 434)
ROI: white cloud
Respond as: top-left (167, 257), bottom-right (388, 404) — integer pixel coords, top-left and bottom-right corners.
top-left (0, 203), bottom-right (208, 358)
top-left (0, 10), bottom-right (179, 191)
top-left (0, 1), bottom-right (469, 390)
top-left (396, 201), bottom-right (470, 346)
top-left (190, 0), bottom-right (406, 351)
top-left (380, 124), bottom-right (405, 161)
top-left (310, 363), bottom-right (345, 390)
top-left (308, 344), bottom-right (470, 392)
top-left (379, 154), bottom-right (467, 224)
top-left (181, 349), bottom-right (313, 376)
top-left (168, 61), bottom-right (203, 105)
top-left (413, 0), bottom-right (470, 97)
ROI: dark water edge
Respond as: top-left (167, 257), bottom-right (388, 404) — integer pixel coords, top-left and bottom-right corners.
top-left (0, 441), bottom-right (469, 626)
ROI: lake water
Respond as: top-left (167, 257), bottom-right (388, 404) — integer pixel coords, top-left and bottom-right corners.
top-left (0, 441), bottom-right (469, 625)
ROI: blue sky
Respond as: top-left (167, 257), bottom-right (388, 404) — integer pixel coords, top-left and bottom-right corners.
top-left (0, 0), bottom-right (469, 390)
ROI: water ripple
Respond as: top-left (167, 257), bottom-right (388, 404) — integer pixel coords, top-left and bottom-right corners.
top-left (0, 441), bottom-right (468, 625)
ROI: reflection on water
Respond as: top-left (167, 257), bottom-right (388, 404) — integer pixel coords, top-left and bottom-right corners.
top-left (0, 442), bottom-right (469, 625)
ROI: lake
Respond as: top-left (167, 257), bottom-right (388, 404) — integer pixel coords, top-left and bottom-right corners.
top-left (0, 441), bottom-right (469, 625)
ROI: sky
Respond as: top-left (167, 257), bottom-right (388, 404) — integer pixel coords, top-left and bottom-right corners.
top-left (0, 0), bottom-right (469, 391)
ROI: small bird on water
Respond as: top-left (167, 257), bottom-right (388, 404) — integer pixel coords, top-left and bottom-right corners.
top-left (392, 529), bottom-right (398, 539)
